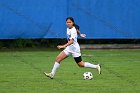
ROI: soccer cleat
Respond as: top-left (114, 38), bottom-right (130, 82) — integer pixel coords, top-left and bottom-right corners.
top-left (44, 72), bottom-right (54, 79)
top-left (96, 64), bottom-right (101, 74)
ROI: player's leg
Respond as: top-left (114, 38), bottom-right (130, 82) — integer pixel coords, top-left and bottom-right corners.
top-left (44, 51), bottom-right (68, 79)
top-left (74, 56), bottom-right (101, 74)
top-left (51, 51), bottom-right (68, 76)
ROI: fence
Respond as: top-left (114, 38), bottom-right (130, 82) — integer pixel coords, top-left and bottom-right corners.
top-left (0, 0), bottom-right (140, 39)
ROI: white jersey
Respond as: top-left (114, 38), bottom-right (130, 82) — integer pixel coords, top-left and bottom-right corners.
top-left (63, 26), bottom-right (81, 57)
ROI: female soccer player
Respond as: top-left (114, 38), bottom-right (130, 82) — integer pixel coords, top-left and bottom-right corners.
top-left (44, 17), bottom-right (101, 79)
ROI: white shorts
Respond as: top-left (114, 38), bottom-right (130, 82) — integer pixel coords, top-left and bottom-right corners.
top-left (63, 46), bottom-right (81, 57)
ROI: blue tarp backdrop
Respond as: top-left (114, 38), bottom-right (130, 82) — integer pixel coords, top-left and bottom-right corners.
top-left (0, 0), bottom-right (140, 39)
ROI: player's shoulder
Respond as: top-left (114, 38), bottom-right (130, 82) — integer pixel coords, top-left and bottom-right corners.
top-left (67, 27), bottom-right (77, 34)
top-left (71, 27), bottom-right (77, 33)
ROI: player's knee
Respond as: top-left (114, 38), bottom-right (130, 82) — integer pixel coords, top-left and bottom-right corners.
top-left (78, 62), bottom-right (84, 67)
top-left (55, 56), bottom-right (61, 62)
top-left (78, 64), bottom-right (84, 67)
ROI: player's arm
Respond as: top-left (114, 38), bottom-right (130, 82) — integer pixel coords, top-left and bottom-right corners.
top-left (57, 39), bottom-right (74, 49)
top-left (77, 29), bottom-right (86, 38)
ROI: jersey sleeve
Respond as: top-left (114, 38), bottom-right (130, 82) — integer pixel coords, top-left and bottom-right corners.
top-left (70, 28), bottom-right (77, 40)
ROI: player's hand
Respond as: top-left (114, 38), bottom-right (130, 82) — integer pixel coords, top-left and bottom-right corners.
top-left (57, 45), bottom-right (66, 49)
top-left (80, 34), bottom-right (86, 38)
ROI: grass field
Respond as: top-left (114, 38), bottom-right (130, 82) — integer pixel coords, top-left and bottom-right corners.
top-left (0, 49), bottom-right (140, 93)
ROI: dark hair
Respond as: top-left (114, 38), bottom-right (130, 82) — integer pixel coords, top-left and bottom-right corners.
top-left (66, 17), bottom-right (80, 30)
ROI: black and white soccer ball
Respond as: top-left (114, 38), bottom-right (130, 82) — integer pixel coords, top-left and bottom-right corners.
top-left (83, 72), bottom-right (93, 80)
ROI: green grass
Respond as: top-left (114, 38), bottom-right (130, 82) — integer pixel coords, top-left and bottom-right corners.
top-left (0, 49), bottom-right (140, 93)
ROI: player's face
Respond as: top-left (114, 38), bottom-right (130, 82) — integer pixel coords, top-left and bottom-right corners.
top-left (66, 19), bottom-right (74, 28)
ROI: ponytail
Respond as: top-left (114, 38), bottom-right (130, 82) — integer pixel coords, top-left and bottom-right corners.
top-left (73, 24), bottom-right (80, 30)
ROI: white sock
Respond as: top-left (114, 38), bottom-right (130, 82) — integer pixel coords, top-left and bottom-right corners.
top-left (84, 62), bottom-right (97, 68)
top-left (51, 62), bottom-right (60, 76)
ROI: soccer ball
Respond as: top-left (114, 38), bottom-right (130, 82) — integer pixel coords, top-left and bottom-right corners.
top-left (83, 72), bottom-right (93, 80)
